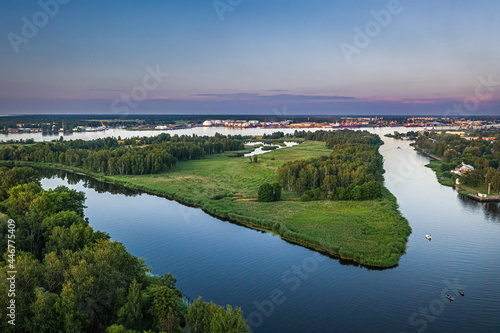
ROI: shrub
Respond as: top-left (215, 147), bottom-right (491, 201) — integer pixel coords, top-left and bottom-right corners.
top-left (313, 188), bottom-right (322, 200)
top-left (361, 180), bottom-right (382, 199)
top-left (335, 187), bottom-right (346, 200)
top-left (106, 325), bottom-right (135, 333)
top-left (459, 169), bottom-right (484, 187)
top-left (304, 190), bottom-right (314, 198)
top-left (350, 185), bottom-right (363, 200)
top-left (272, 182), bottom-right (281, 201)
top-left (440, 162), bottom-right (453, 172)
top-left (300, 194), bottom-right (311, 202)
top-left (442, 171), bottom-right (453, 179)
top-left (257, 183), bottom-right (274, 202)
top-left (257, 182), bottom-right (281, 202)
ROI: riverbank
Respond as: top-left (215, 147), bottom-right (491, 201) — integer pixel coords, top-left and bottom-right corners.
top-left (1, 141), bottom-right (411, 268)
top-left (409, 145), bottom-right (454, 187)
top-left (412, 146), bottom-right (500, 202)
top-left (424, 160), bottom-right (456, 187)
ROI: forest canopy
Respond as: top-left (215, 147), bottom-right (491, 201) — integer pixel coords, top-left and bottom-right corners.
top-left (277, 131), bottom-right (384, 200)
top-left (0, 134), bottom-right (246, 176)
top-left (0, 167), bottom-right (250, 333)
top-left (416, 131), bottom-right (500, 190)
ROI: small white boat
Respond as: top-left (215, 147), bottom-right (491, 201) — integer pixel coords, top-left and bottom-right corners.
top-left (425, 234), bottom-right (432, 240)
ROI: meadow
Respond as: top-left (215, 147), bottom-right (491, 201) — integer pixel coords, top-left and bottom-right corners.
top-left (103, 141), bottom-right (411, 268)
top-left (0, 140), bottom-right (411, 267)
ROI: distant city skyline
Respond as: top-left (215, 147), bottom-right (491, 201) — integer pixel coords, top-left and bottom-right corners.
top-left (1, 0), bottom-right (499, 115)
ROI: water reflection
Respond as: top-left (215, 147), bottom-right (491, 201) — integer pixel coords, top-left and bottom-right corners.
top-left (37, 168), bottom-right (142, 197)
top-left (34, 144), bottom-right (500, 333)
top-left (456, 194), bottom-right (500, 224)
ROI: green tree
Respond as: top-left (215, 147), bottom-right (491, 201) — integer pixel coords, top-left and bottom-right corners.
top-left (363, 181), bottom-right (382, 199)
top-left (300, 194), bottom-right (310, 202)
top-left (463, 146), bottom-right (481, 157)
top-left (272, 182), bottom-right (282, 201)
top-left (45, 224), bottom-right (101, 254)
top-left (0, 167), bottom-right (41, 200)
top-left (257, 183), bottom-right (274, 202)
top-left (335, 186), bottom-right (346, 200)
top-left (351, 185), bottom-right (363, 200)
top-left (459, 169), bottom-right (484, 187)
top-left (150, 286), bottom-right (180, 332)
top-left (41, 210), bottom-right (87, 237)
top-left (443, 149), bottom-right (459, 162)
top-left (42, 251), bottom-right (65, 293)
top-left (30, 287), bottom-right (62, 333)
top-left (47, 186), bottom-right (86, 217)
top-left (1, 182), bottom-right (43, 220)
top-left (55, 282), bottom-right (85, 333)
top-left (61, 240), bottom-right (142, 331)
top-left (186, 297), bottom-right (250, 333)
top-left (0, 252), bottom-right (43, 332)
top-left (304, 190), bottom-right (314, 198)
top-left (186, 297), bottom-right (213, 333)
top-left (106, 324), bottom-right (137, 333)
top-left (118, 279), bottom-right (145, 330)
top-left (313, 188), bottom-right (322, 200)
top-left (487, 168), bottom-right (500, 193)
top-left (209, 304), bottom-right (250, 333)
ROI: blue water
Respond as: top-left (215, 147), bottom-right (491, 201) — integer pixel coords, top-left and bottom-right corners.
top-left (40, 133), bottom-right (500, 333)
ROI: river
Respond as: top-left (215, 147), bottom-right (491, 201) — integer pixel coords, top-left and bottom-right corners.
top-left (36, 127), bottom-right (499, 332)
top-left (0, 125), bottom-right (459, 142)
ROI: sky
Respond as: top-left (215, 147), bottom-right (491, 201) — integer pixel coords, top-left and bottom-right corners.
top-left (0, 0), bottom-right (499, 116)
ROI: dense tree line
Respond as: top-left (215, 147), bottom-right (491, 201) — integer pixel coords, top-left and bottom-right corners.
top-left (0, 134), bottom-right (246, 176)
top-left (416, 131), bottom-right (500, 189)
top-left (292, 129), bottom-right (383, 147)
top-left (261, 132), bottom-right (285, 139)
top-left (277, 132), bottom-right (384, 200)
top-left (385, 131), bottom-right (418, 140)
top-left (417, 131), bottom-right (500, 165)
top-left (0, 138), bottom-right (36, 144)
top-left (0, 167), bottom-right (250, 332)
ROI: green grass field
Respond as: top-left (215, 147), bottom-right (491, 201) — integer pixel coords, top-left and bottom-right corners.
top-left (108, 141), bottom-right (331, 200)
top-left (102, 141), bottom-right (411, 268)
top-left (0, 141), bottom-right (411, 267)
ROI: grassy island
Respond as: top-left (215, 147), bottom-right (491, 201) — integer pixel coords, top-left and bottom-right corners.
top-left (0, 132), bottom-right (411, 268)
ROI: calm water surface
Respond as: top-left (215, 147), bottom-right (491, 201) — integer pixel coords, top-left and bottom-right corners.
top-left (0, 125), bottom-right (459, 142)
top-left (38, 128), bottom-right (499, 333)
